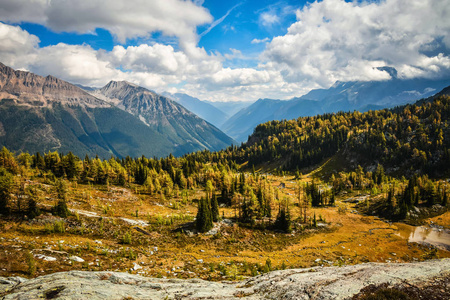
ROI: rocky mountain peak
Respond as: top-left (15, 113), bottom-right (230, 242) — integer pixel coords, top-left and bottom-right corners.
top-left (91, 78), bottom-right (235, 153)
top-left (103, 80), bottom-right (139, 90)
top-left (0, 63), bottom-right (108, 108)
top-left (96, 80), bottom-right (152, 103)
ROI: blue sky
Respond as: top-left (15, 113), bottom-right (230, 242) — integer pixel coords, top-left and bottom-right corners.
top-left (197, 0), bottom-right (300, 68)
top-left (0, 0), bottom-right (448, 102)
top-left (18, 0), bottom-right (302, 68)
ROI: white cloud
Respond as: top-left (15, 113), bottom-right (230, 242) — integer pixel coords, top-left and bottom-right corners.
top-left (224, 49), bottom-right (246, 61)
top-left (0, 0), bottom-right (212, 45)
top-left (259, 12), bottom-right (279, 27)
top-left (1, 0), bottom-right (449, 103)
top-left (31, 44), bottom-right (121, 86)
top-left (0, 23), bottom-right (39, 67)
top-left (0, 23), bottom-right (220, 91)
top-left (251, 37), bottom-right (270, 44)
top-left (262, 0), bottom-right (450, 87)
top-left (201, 68), bottom-right (272, 88)
top-left (193, 0), bottom-right (204, 6)
top-left (0, 0), bottom-right (47, 24)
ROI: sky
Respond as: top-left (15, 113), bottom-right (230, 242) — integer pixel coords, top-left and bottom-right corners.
top-left (0, 0), bottom-right (449, 102)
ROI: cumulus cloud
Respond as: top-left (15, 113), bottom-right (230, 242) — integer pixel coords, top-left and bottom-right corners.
top-left (0, 0), bottom-right (47, 24)
top-left (262, 0), bottom-right (450, 87)
top-left (200, 68), bottom-right (273, 88)
top-left (0, 0), bottom-right (212, 45)
top-left (0, 23), bottom-right (40, 67)
top-left (1, 0), bottom-right (449, 103)
top-left (251, 37), bottom-right (270, 44)
top-left (0, 23), bottom-right (220, 91)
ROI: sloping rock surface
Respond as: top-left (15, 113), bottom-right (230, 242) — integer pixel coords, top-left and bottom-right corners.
top-left (1, 259), bottom-right (449, 299)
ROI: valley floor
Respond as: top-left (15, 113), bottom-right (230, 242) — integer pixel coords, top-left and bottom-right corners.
top-left (1, 170), bottom-right (449, 282)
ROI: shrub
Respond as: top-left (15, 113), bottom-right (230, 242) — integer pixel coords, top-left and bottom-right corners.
top-left (122, 232), bottom-right (132, 244)
top-left (26, 252), bottom-right (36, 276)
top-left (53, 200), bottom-right (70, 218)
top-left (53, 220), bottom-right (65, 233)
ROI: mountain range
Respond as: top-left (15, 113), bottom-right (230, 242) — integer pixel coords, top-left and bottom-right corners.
top-left (2, 60), bottom-right (449, 158)
top-left (0, 63), bottom-right (234, 158)
top-left (205, 100), bottom-right (253, 118)
top-left (220, 75), bottom-right (450, 142)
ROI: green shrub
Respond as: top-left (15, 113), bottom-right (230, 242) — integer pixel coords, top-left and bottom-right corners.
top-left (53, 200), bottom-right (70, 218)
top-left (26, 252), bottom-right (36, 276)
top-left (122, 232), bottom-right (132, 244)
top-left (53, 220), bottom-right (65, 233)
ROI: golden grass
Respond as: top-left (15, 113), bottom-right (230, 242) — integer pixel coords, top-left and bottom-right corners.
top-left (0, 172), bottom-right (448, 281)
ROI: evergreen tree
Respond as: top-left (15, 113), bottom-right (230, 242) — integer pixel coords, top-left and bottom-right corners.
top-left (64, 152), bottom-right (79, 179)
top-left (273, 201), bottom-right (291, 233)
top-left (27, 187), bottom-right (41, 219)
top-left (196, 197), bottom-right (213, 233)
top-left (33, 152), bottom-right (45, 170)
top-left (442, 189), bottom-right (448, 207)
top-left (0, 168), bottom-right (13, 215)
top-left (53, 179), bottom-right (70, 218)
top-left (329, 188), bottom-right (335, 206)
top-left (211, 193), bottom-right (219, 222)
top-left (387, 187), bottom-right (394, 209)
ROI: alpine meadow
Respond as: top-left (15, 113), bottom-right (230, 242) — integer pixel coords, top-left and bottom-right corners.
top-left (0, 0), bottom-right (449, 299)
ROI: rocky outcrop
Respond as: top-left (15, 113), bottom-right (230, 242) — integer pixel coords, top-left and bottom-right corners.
top-left (1, 259), bottom-right (448, 299)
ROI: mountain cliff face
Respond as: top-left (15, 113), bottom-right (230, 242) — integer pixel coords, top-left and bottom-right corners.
top-left (0, 63), bottom-right (233, 158)
top-left (0, 62), bottom-right (108, 108)
top-left (92, 81), bottom-right (235, 155)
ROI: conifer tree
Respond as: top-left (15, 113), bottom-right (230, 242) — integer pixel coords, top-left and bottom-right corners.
top-left (274, 200), bottom-right (291, 233)
top-left (27, 187), bottom-right (41, 219)
top-left (53, 179), bottom-right (70, 218)
top-left (211, 193), bottom-right (219, 222)
top-left (329, 188), bottom-right (335, 206)
top-left (196, 197), bottom-right (213, 233)
top-left (0, 168), bottom-right (13, 215)
top-left (442, 188), bottom-right (448, 207)
top-left (387, 187), bottom-right (394, 209)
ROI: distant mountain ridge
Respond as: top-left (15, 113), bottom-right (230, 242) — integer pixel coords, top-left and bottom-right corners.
top-left (222, 76), bottom-right (450, 142)
top-left (162, 92), bottom-right (228, 128)
top-left (0, 63), bottom-right (234, 158)
top-left (206, 100), bottom-right (253, 118)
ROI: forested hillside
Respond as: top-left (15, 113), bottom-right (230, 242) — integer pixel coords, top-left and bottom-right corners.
top-left (1, 94), bottom-right (449, 282)
top-left (227, 95), bottom-right (450, 177)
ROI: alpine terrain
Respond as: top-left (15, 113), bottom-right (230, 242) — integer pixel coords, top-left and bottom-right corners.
top-left (0, 63), bottom-right (234, 158)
